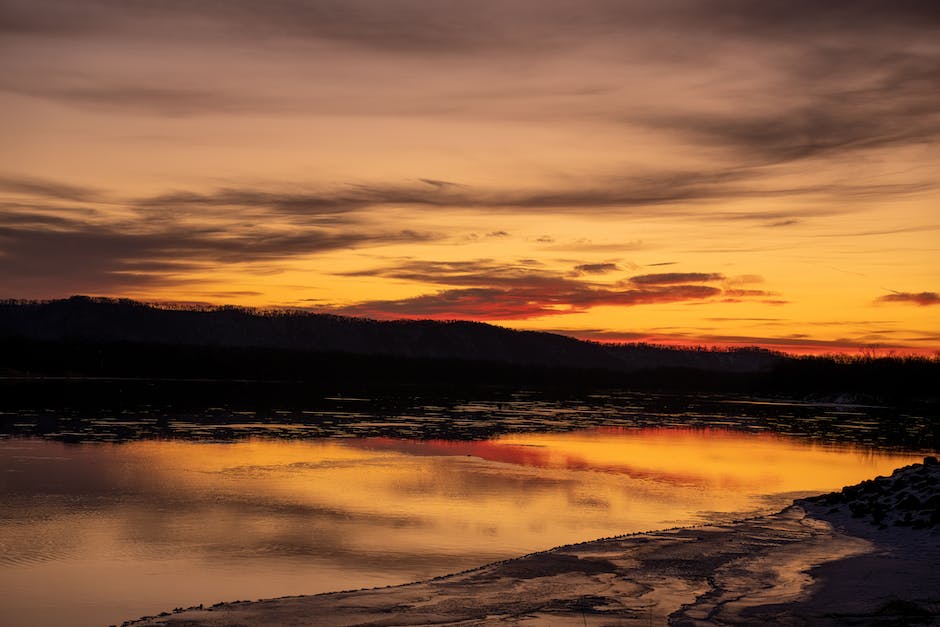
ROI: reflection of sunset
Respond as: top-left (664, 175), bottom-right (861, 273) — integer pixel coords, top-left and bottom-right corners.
top-left (108, 430), bottom-right (924, 556)
top-left (0, 432), bottom-right (927, 627)
top-left (356, 428), bottom-right (923, 493)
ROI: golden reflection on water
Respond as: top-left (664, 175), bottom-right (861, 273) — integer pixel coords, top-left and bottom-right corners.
top-left (0, 429), bottom-right (927, 627)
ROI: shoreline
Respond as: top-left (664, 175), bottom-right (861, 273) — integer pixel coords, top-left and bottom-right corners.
top-left (124, 460), bottom-right (940, 626)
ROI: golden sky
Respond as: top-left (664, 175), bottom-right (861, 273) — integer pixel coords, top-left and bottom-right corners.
top-left (1, 1), bottom-right (938, 354)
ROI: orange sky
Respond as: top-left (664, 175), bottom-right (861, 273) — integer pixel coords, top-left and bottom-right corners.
top-left (1, 1), bottom-right (938, 355)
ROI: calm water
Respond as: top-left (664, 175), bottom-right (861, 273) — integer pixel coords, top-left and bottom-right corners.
top-left (0, 427), bottom-right (928, 627)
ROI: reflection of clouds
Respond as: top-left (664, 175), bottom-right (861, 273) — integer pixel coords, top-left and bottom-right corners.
top-left (385, 457), bottom-right (577, 501)
top-left (355, 438), bottom-right (554, 466)
top-left (2, 430), bottom-right (926, 627)
top-left (214, 459), bottom-right (368, 476)
top-left (1, 433), bottom-right (926, 575)
top-left (352, 437), bottom-right (717, 488)
top-left (567, 493), bottom-right (610, 510)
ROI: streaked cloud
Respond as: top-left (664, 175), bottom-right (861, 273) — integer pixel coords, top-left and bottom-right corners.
top-left (572, 263), bottom-right (620, 275)
top-left (129, 176), bottom-right (885, 219)
top-left (626, 273), bottom-right (724, 286)
top-left (0, 175), bottom-right (102, 202)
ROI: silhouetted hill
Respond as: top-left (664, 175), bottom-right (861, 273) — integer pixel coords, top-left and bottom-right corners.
top-left (0, 296), bottom-right (781, 373)
top-left (1, 297), bottom-right (937, 402)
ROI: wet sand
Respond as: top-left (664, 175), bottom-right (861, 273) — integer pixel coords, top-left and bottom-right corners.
top-left (125, 461), bottom-right (940, 626)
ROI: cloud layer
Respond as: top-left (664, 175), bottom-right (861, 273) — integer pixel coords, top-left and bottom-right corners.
top-left (1, 1), bottom-right (938, 354)
top-left (326, 260), bottom-right (776, 320)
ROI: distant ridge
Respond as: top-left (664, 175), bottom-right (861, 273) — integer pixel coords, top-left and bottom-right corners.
top-left (0, 296), bottom-right (780, 374)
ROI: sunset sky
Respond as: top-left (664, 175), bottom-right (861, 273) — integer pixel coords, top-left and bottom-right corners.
top-left (1, 1), bottom-right (938, 354)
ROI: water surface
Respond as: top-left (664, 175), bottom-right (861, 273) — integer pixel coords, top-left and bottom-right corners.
top-left (0, 428), bottom-right (927, 627)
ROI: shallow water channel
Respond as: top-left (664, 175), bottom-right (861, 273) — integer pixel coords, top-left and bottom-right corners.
top-left (0, 427), bottom-right (929, 627)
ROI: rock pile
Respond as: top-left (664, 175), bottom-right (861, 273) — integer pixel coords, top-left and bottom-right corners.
top-left (801, 456), bottom-right (940, 530)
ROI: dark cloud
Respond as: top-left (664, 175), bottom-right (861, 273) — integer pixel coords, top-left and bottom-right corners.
top-left (0, 175), bottom-right (101, 202)
top-left (627, 273), bottom-right (724, 286)
top-left (325, 259), bottom-right (761, 319)
top-left (650, 77), bottom-right (940, 168)
top-left (5, 2), bottom-right (937, 197)
top-left (0, 79), bottom-right (277, 117)
top-left (418, 178), bottom-right (466, 189)
top-left (0, 209), bottom-right (85, 228)
top-left (6, 174), bottom-right (792, 300)
top-left (572, 263), bottom-right (619, 275)
top-left (0, 1), bottom-right (624, 54)
top-left (722, 289), bottom-right (772, 298)
top-left (695, 0), bottom-right (940, 34)
top-left (626, 8), bottom-right (940, 173)
top-left (328, 283), bottom-right (722, 320)
top-left (0, 212), bottom-right (431, 297)
top-left (126, 178), bottom-right (930, 222)
top-left (6, 1), bottom-right (938, 51)
top-left (340, 259), bottom-right (569, 289)
top-left (137, 187), bottom-right (384, 216)
top-left (5, 0), bottom-right (939, 203)
top-left (876, 291), bottom-right (940, 306)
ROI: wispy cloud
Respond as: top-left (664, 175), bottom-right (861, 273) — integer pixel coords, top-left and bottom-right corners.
top-left (626, 273), bottom-right (724, 286)
top-left (0, 174), bottom-right (102, 202)
top-left (4, 1), bottom-right (938, 199)
top-left (125, 177), bottom-right (928, 225)
top-left (571, 263), bottom-right (620, 276)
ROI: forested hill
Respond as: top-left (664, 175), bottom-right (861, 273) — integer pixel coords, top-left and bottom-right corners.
top-left (0, 296), bottom-right (780, 374)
